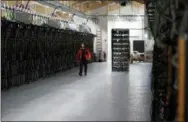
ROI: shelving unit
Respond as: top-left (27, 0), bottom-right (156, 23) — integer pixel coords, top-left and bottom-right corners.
top-left (111, 29), bottom-right (130, 72)
top-left (96, 29), bottom-right (102, 61)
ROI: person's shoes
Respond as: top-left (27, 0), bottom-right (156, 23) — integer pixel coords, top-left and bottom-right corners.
top-left (84, 73), bottom-right (87, 76)
top-left (79, 73), bottom-right (82, 76)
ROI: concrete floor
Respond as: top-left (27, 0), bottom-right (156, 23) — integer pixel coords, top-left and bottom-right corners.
top-left (2, 62), bottom-right (152, 121)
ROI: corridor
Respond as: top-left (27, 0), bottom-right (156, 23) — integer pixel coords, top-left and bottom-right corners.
top-left (2, 63), bottom-right (152, 121)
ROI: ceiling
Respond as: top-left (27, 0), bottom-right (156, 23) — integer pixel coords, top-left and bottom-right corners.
top-left (58, 0), bottom-right (144, 12)
top-left (4, 0), bottom-right (144, 19)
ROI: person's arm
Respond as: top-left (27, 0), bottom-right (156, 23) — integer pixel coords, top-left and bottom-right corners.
top-left (85, 48), bottom-right (91, 60)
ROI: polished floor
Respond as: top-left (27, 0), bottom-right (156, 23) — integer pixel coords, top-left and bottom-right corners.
top-left (2, 62), bottom-right (152, 121)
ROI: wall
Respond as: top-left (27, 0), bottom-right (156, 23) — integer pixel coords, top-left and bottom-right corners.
top-left (107, 4), bottom-right (145, 62)
top-left (86, 3), bottom-right (154, 62)
top-left (87, 6), bottom-right (108, 59)
top-left (107, 17), bottom-right (145, 61)
top-left (98, 17), bottom-right (108, 59)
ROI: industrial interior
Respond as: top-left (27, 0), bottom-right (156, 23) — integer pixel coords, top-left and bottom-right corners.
top-left (1, 0), bottom-right (188, 121)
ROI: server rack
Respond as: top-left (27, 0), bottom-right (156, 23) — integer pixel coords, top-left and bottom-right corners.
top-left (1, 18), bottom-right (95, 90)
top-left (111, 29), bottom-right (130, 71)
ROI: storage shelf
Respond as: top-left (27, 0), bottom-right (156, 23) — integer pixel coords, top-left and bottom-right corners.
top-left (111, 29), bottom-right (130, 72)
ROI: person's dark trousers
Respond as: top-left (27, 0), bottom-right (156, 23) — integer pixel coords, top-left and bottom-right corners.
top-left (79, 60), bottom-right (88, 76)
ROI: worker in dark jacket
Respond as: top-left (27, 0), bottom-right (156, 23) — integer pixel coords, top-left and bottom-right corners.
top-left (76, 43), bottom-right (91, 76)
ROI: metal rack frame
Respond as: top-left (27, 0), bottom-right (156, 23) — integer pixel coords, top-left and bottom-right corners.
top-left (111, 29), bottom-right (130, 72)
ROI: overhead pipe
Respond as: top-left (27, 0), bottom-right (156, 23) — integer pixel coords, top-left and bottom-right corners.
top-left (51, 6), bottom-right (60, 17)
top-left (69, 13), bottom-right (75, 21)
top-left (53, 6), bottom-right (60, 13)
top-left (72, 13), bottom-right (75, 20)
top-left (25, 0), bottom-right (31, 9)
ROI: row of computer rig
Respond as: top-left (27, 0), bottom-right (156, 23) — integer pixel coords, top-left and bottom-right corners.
top-left (1, 18), bottom-right (95, 90)
top-left (147, 0), bottom-right (188, 121)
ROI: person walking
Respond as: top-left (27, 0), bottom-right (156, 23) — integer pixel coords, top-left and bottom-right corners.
top-left (76, 43), bottom-right (91, 76)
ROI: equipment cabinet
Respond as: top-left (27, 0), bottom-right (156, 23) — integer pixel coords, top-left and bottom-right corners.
top-left (111, 29), bottom-right (130, 72)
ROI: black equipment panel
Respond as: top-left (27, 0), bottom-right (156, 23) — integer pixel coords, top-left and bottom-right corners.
top-left (111, 29), bottom-right (130, 72)
top-left (133, 40), bottom-right (145, 53)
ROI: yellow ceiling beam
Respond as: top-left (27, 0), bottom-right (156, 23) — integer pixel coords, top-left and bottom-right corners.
top-left (46, 7), bottom-right (54, 15)
top-left (83, 1), bottom-right (112, 12)
top-left (108, 3), bottom-right (120, 13)
top-left (58, 1), bottom-right (117, 13)
top-left (70, 1), bottom-right (114, 13)
top-left (59, 1), bottom-right (80, 6)
top-left (34, 4), bottom-right (47, 14)
top-left (56, 11), bottom-right (69, 19)
top-left (5, 1), bottom-right (22, 6)
top-left (71, 0), bottom-right (87, 6)
top-left (29, 1), bottom-right (52, 15)
top-left (30, 1), bottom-right (72, 19)
top-left (107, 1), bottom-right (144, 13)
